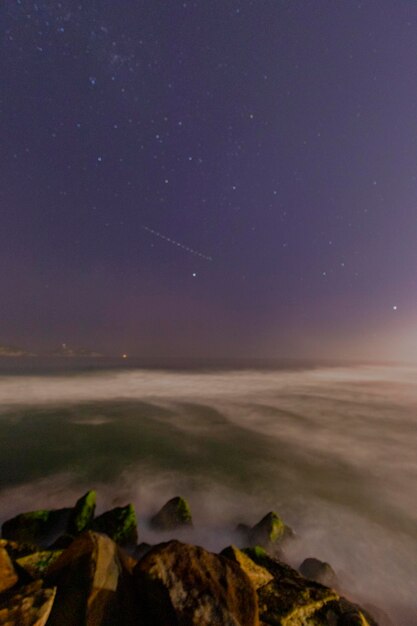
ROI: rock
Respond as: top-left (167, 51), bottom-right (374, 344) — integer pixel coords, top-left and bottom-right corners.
top-left (245, 547), bottom-right (339, 624)
top-left (67, 490), bottom-right (96, 535)
top-left (150, 496), bottom-right (192, 531)
top-left (0, 581), bottom-right (56, 626)
top-left (0, 546), bottom-right (18, 593)
top-left (314, 597), bottom-right (378, 626)
top-left (91, 504), bottom-right (138, 546)
top-left (133, 542), bottom-right (152, 560)
top-left (0, 539), bottom-right (40, 560)
top-left (248, 511), bottom-right (293, 551)
top-left (221, 545), bottom-right (273, 589)
top-left (1, 509), bottom-right (71, 546)
top-left (299, 556), bottom-right (338, 587)
top-left (45, 531), bottom-right (137, 626)
top-left (235, 522), bottom-right (251, 542)
top-left (363, 603), bottom-right (395, 626)
top-left (16, 550), bottom-right (63, 579)
top-left (134, 539), bottom-right (259, 626)
top-left (48, 534), bottom-right (74, 550)
top-left (245, 548), bottom-right (378, 626)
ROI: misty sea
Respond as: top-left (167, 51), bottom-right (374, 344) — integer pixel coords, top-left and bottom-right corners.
top-left (0, 359), bottom-right (415, 625)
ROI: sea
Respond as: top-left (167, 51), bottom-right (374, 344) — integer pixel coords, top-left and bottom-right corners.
top-left (0, 358), bottom-right (415, 625)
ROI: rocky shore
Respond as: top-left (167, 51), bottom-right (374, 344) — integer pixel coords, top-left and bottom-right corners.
top-left (0, 491), bottom-right (390, 625)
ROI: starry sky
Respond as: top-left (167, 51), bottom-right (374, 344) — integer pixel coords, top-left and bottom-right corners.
top-left (1, 1), bottom-right (417, 361)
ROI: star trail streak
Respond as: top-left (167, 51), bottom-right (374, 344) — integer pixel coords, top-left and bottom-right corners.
top-left (143, 226), bottom-right (213, 262)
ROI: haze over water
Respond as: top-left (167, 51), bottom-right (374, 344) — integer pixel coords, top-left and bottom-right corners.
top-left (0, 361), bottom-right (415, 625)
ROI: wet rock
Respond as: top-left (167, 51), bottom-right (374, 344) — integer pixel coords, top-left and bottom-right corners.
top-left (315, 597), bottom-right (378, 626)
top-left (221, 545), bottom-right (273, 589)
top-left (0, 546), bottom-right (18, 593)
top-left (133, 542), bottom-right (152, 560)
top-left (48, 534), bottom-right (74, 550)
top-left (0, 539), bottom-right (39, 561)
top-left (248, 511), bottom-right (293, 551)
top-left (1, 509), bottom-right (71, 546)
top-left (16, 550), bottom-right (63, 580)
top-left (0, 580), bottom-right (56, 626)
top-left (45, 531), bottom-right (137, 626)
top-left (150, 496), bottom-right (193, 531)
top-left (245, 548), bottom-right (378, 626)
top-left (245, 547), bottom-right (338, 624)
top-left (67, 490), bottom-right (96, 535)
top-left (299, 556), bottom-right (338, 587)
top-left (91, 504), bottom-right (138, 546)
top-left (134, 539), bottom-right (259, 626)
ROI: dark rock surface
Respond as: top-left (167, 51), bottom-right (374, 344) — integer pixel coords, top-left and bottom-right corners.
top-left (134, 539), bottom-right (259, 626)
top-left (150, 496), bottom-right (193, 531)
top-left (91, 504), bottom-right (138, 546)
top-left (45, 531), bottom-right (137, 626)
top-left (299, 556), bottom-right (338, 588)
top-left (1, 509), bottom-right (71, 546)
top-left (67, 490), bottom-right (96, 535)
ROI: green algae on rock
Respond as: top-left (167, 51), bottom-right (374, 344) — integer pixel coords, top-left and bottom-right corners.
top-left (150, 496), bottom-right (193, 531)
top-left (249, 511), bottom-right (293, 549)
top-left (221, 545), bottom-right (273, 590)
top-left (67, 490), bottom-right (96, 535)
top-left (16, 550), bottom-right (63, 580)
top-left (91, 504), bottom-right (138, 546)
top-left (244, 548), bottom-right (378, 626)
top-left (1, 509), bottom-right (71, 546)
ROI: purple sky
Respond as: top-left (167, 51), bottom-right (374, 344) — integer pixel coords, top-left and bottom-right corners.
top-left (1, 1), bottom-right (416, 360)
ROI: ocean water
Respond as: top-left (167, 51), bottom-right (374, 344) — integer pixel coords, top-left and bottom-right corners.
top-left (0, 360), bottom-right (415, 624)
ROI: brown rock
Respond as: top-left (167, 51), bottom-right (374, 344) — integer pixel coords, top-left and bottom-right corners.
top-left (16, 550), bottom-right (63, 580)
top-left (45, 531), bottom-right (137, 626)
top-left (0, 546), bottom-right (18, 594)
top-left (221, 545), bottom-right (273, 590)
top-left (0, 581), bottom-right (56, 626)
top-left (134, 539), bottom-right (259, 626)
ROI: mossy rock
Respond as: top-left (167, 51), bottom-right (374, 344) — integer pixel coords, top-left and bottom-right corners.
top-left (1, 509), bottom-right (71, 546)
top-left (67, 490), bottom-right (96, 535)
top-left (221, 545), bottom-right (273, 589)
top-left (91, 504), bottom-right (138, 546)
top-left (248, 511), bottom-right (292, 549)
top-left (16, 550), bottom-right (63, 579)
top-left (244, 549), bottom-right (377, 626)
top-left (150, 496), bottom-right (193, 531)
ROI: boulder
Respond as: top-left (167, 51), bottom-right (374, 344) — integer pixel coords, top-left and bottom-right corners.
top-left (1, 509), bottom-right (70, 546)
top-left (221, 545), bottom-right (273, 589)
top-left (313, 597), bottom-right (378, 625)
top-left (0, 546), bottom-right (18, 593)
top-left (150, 496), bottom-right (193, 531)
top-left (244, 548), bottom-right (378, 626)
top-left (133, 542), bottom-right (152, 560)
top-left (299, 556), bottom-right (338, 588)
top-left (0, 539), bottom-right (40, 561)
top-left (0, 581), bottom-right (56, 626)
top-left (45, 531), bottom-right (137, 626)
top-left (134, 539), bottom-right (259, 626)
top-left (91, 504), bottom-right (138, 546)
top-left (248, 511), bottom-right (293, 551)
top-left (16, 550), bottom-right (63, 580)
top-left (67, 490), bottom-right (96, 535)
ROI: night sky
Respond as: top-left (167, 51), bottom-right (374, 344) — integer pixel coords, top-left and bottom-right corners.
top-left (1, 1), bottom-right (417, 360)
